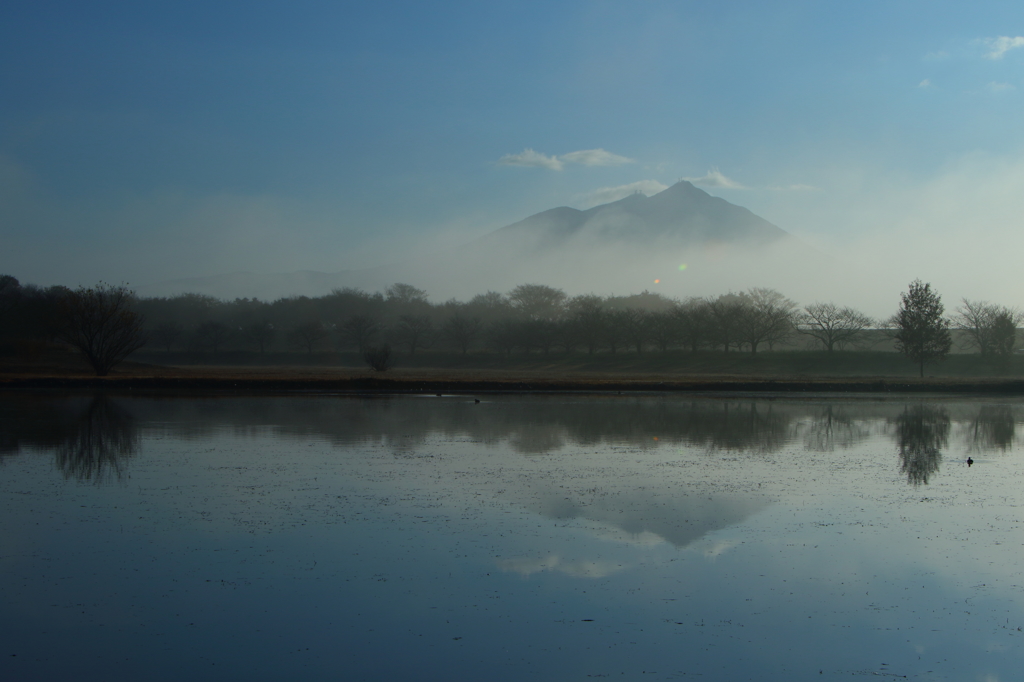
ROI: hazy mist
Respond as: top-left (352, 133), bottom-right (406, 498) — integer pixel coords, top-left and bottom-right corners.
top-left (3, 4), bottom-right (1024, 317)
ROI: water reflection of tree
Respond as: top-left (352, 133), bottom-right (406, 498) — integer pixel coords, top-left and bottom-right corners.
top-left (800, 405), bottom-right (871, 452)
top-left (964, 405), bottom-right (1016, 452)
top-left (0, 394), bottom-right (138, 482)
top-left (54, 397), bottom-right (139, 482)
top-left (892, 405), bottom-right (949, 486)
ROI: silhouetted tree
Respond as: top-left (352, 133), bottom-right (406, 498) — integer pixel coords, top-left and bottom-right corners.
top-left (391, 315), bottom-right (433, 356)
top-left (363, 344), bottom-right (393, 371)
top-left (604, 310), bottom-right (629, 354)
top-left (618, 308), bottom-right (650, 353)
top-left (707, 294), bottom-right (745, 352)
top-left (151, 321), bottom-right (184, 352)
top-left (566, 295), bottom-right (604, 354)
top-left (953, 299), bottom-right (1022, 356)
top-left (241, 321), bottom-right (276, 353)
top-left (674, 298), bottom-right (711, 353)
top-left (487, 318), bottom-right (519, 357)
top-left (441, 312), bottom-right (482, 356)
top-left (193, 320), bottom-right (230, 354)
top-left (797, 302), bottom-right (873, 353)
top-left (289, 321), bottom-right (328, 355)
top-left (339, 315), bottom-right (382, 352)
top-left (892, 281), bottom-right (952, 378)
top-left (56, 283), bottom-right (148, 376)
top-left (736, 288), bottom-right (796, 355)
top-left (385, 283), bottom-right (428, 306)
top-left (647, 311), bottom-right (678, 352)
top-left (0, 274), bottom-right (20, 322)
top-left (508, 284), bottom-right (566, 320)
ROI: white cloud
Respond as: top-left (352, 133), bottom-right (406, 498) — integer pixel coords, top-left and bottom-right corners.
top-left (683, 169), bottom-right (747, 189)
top-left (918, 78), bottom-right (932, 89)
top-left (580, 179), bottom-right (668, 207)
top-left (560, 148), bottom-right (635, 167)
top-left (983, 36), bottom-right (1024, 60)
top-left (497, 148), bottom-right (563, 170)
top-left (497, 147), bottom-right (633, 170)
top-left (496, 554), bottom-right (624, 579)
top-left (987, 81), bottom-right (1015, 92)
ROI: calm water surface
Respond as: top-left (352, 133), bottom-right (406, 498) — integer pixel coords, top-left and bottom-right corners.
top-left (2, 391), bottom-right (1024, 681)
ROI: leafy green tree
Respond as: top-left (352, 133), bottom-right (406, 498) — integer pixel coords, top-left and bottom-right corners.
top-left (892, 280), bottom-right (952, 378)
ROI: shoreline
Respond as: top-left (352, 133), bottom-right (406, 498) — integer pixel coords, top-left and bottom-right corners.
top-left (5, 368), bottom-right (1024, 394)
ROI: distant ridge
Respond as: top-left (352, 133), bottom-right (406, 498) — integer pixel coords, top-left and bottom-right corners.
top-left (469, 180), bottom-right (790, 253)
top-left (138, 181), bottom-right (809, 301)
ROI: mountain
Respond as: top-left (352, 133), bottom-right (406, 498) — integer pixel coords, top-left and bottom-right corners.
top-left (139, 181), bottom-right (818, 301)
top-left (476, 180), bottom-right (789, 252)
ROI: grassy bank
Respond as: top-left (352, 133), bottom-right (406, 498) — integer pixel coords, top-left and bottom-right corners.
top-left (5, 347), bottom-right (1024, 394)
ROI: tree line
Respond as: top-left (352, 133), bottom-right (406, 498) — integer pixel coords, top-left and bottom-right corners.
top-left (1, 274), bottom-right (1020, 376)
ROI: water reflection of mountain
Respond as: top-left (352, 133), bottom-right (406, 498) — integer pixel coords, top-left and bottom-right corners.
top-left (0, 394), bottom-right (138, 482)
top-left (527, 486), bottom-right (767, 549)
top-left (891, 405), bottom-right (950, 486)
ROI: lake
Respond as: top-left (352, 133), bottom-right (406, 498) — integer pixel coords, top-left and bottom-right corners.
top-left (2, 391), bottom-right (1023, 681)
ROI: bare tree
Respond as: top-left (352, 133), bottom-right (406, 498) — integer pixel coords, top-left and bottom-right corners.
top-left (289, 321), bottom-right (328, 355)
top-left (339, 315), bottom-right (383, 352)
top-left (647, 311), bottom-right (679, 352)
top-left (441, 312), bottom-right (482, 356)
top-left (508, 284), bottom-right (567, 320)
top-left (56, 283), bottom-right (148, 376)
top-left (151, 321), bottom-right (184, 352)
top-left (0, 274), bottom-right (21, 322)
top-left (674, 297), bottom-right (711, 353)
top-left (391, 315), bottom-right (433, 356)
top-left (797, 302), bottom-right (873, 353)
top-left (241, 321), bottom-right (276, 353)
top-left (953, 299), bottom-right (1023, 356)
top-left (385, 283), bottom-right (428, 305)
top-left (193, 321), bottom-right (230, 354)
top-left (363, 344), bottom-right (393, 371)
top-left (735, 288), bottom-right (797, 355)
top-left (566, 295), bottom-right (604, 354)
top-left (486, 318), bottom-right (518, 357)
top-left (618, 308), bottom-right (650, 354)
top-left (707, 294), bottom-right (745, 352)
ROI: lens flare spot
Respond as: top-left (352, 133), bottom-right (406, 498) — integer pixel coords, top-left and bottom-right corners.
top-left (678, 263), bottom-right (688, 271)
top-left (654, 279), bottom-right (660, 284)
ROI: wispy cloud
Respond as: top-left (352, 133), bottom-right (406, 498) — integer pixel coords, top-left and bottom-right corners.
top-left (988, 81), bottom-right (1016, 93)
top-left (683, 169), bottom-right (747, 189)
top-left (983, 36), bottom-right (1024, 60)
top-left (918, 78), bottom-right (932, 89)
top-left (580, 179), bottom-right (668, 207)
top-left (497, 148), bottom-right (563, 170)
top-left (497, 147), bottom-right (634, 171)
top-left (767, 183), bottom-right (819, 191)
top-left (560, 148), bottom-right (634, 166)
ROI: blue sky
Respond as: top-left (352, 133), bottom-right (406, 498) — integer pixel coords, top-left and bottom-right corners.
top-left (2, 1), bottom-right (1024, 306)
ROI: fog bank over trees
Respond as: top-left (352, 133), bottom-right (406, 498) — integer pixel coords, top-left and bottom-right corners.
top-left (4, 273), bottom-right (1022, 377)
